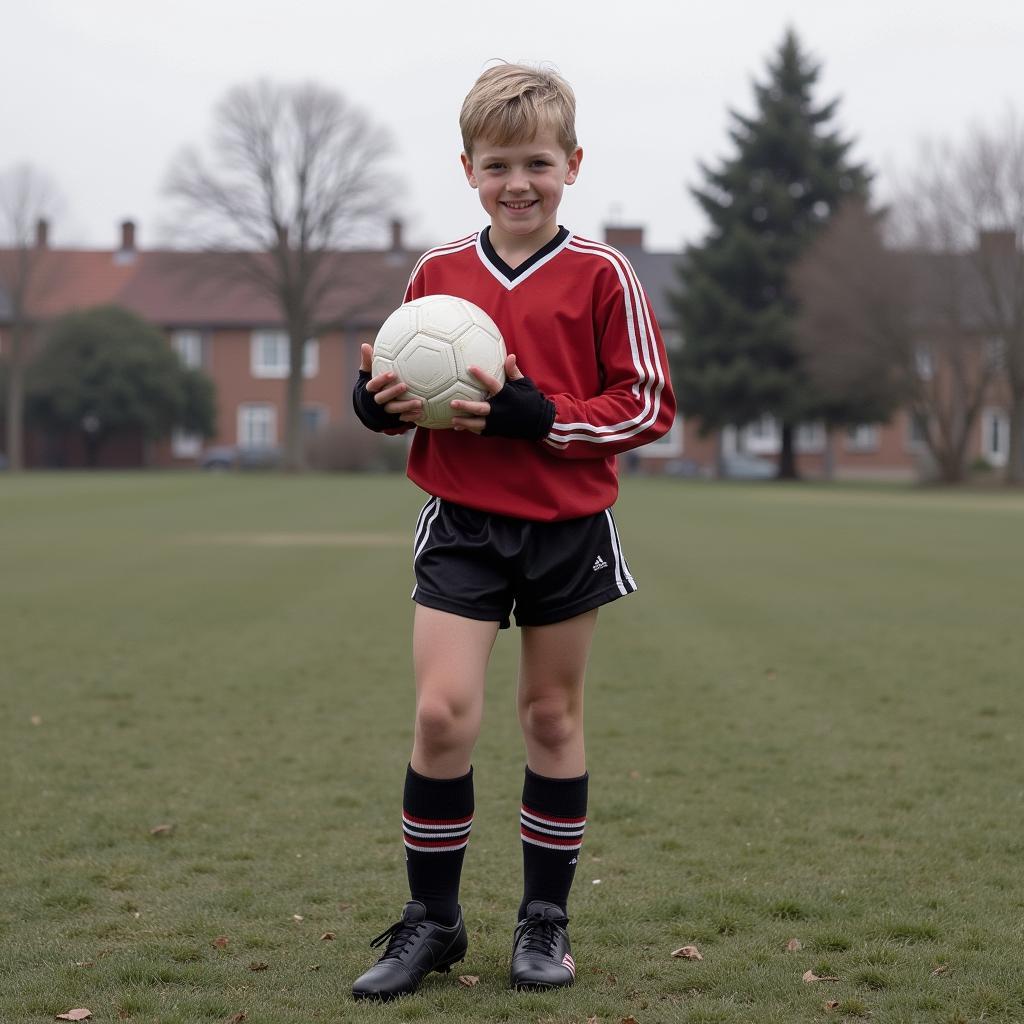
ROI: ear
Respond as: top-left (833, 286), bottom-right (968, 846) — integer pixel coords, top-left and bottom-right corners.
top-left (564, 146), bottom-right (583, 186)
top-left (461, 152), bottom-right (478, 189)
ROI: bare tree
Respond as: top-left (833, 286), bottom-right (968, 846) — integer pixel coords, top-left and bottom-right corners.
top-left (893, 113), bottom-right (1024, 484)
top-left (0, 163), bottom-right (63, 471)
top-left (165, 80), bottom-right (395, 471)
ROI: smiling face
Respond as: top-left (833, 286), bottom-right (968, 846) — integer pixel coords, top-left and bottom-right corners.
top-left (462, 126), bottom-right (582, 253)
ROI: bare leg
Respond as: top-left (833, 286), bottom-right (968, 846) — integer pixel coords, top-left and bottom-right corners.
top-left (517, 609), bottom-right (598, 777)
top-left (410, 605), bottom-right (500, 778)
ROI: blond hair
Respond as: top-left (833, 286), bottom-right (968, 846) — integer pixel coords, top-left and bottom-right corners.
top-left (460, 63), bottom-right (577, 158)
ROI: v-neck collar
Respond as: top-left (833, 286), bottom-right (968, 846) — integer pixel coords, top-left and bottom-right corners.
top-left (476, 226), bottom-right (572, 290)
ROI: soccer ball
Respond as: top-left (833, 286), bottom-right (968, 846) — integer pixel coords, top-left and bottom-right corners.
top-left (371, 295), bottom-right (506, 429)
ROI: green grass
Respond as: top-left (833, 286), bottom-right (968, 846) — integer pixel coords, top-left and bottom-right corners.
top-left (2, 472), bottom-right (1023, 1023)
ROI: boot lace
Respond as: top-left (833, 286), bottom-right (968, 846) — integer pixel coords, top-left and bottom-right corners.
top-left (369, 917), bottom-right (425, 962)
top-left (514, 912), bottom-right (563, 957)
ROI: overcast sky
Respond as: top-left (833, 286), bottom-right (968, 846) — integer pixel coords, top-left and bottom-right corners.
top-left (4, 0), bottom-right (1021, 255)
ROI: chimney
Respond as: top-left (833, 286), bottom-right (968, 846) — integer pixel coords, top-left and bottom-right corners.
top-left (604, 225), bottom-right (644, 249)
top-left (115, 219), bottom-right (137, 266)
top-left (977, 229), bottom-right (1017, 264)
top-left (390, 218), bottom-right (404, 251)
top-left (35, 218), bottom-right (49, 248)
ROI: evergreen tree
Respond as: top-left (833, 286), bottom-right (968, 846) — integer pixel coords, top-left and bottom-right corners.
top-left (672, 28), bottom-right (871, 477)
top-left (27, 305), bottom-right (215, 466)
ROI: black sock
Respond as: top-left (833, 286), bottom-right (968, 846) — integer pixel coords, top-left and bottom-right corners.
top-left (402, 764), bottom-right (473, 926)
top-left (518, 766), bottom-right (588, 921)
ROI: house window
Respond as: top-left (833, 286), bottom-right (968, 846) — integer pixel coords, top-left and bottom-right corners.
top-left (981, 407), bottom-right (1009, 467)
top-left (906, 413), bottom-right (928, 451)
top-left (640, 415), bottom-right (684, 458)
top-left (914, 345), bottom-right (934, 381)
top-left (238, 403), bottom-right (277, 448)
top-left (985, 337), bottom-right (1007, 372)
top-left (251, 331), bottom-right (318, 379)
top-left (744, 414), bottom-right (780, 455)
top-left (845, 424), bottom-right (880, 453)
top-left (302, 406), bottom-right (327, 435)
top-left (172, 330), bottom-right (204, 369)
top-left (795, 421), bottom-right (826, 453)
top-left (171, 428), bottom-right (202, 459)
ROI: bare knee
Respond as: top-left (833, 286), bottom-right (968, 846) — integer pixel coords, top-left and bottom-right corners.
top-left (520, 694), bottom-right (580, 754)
top-left (415, 696), bottom-right (475, 757)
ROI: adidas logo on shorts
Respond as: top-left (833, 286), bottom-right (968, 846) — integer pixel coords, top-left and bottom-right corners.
top-left (592, 555), bottom-right (608, 572)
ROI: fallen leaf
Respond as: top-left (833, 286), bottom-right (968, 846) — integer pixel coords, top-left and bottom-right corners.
top-left (629, 770), bottom-right (641, 780)
top-left (458, 974), bottom-right (479, 987)
top-left (786, 938), bottom-right (802, 952)
top-left (292, 914), bottom-right (304, 922)
top-left (31, 714), bottom-right (43, 726)
top-left (56, 1011), bottom-right (92, 1021)
top-left (803, 970), bottom-right (839, 983)
top-left (765, 669), bottom-right (778, 680)
top-left (824, 1000), bottom-right (840, 1010)
top-left (248, 961), bottom-right (269, 971)
top-left (671, 945), bottom-right (703, 960)
top-left (338, 902), bottom-right (353, 911)
top-left (73, 961), bottom-right (95, 968)
top-left (226, 1014), bottom-right (246, 1024)
top-left (212, 936), bottom-right (229, 949)
top-left (931, 964), bottom-right (949, 976)
top-left (621, 1017), bottom-right (640, 1024)
top-left (307, 964), bottom-right (321, 971)
top-left (587, 1017), bottom-right (599, 1024)
top-left (592, 879), bottom-right (602, 885)
top-left (320, 931), bottom-right (336, 941)
top-left (149, 824), bottom-right (173, 836)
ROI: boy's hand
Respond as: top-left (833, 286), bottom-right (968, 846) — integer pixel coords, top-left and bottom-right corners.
top-left (450, 354), bottom-right (556, 440)
top-left (353, 343), bottom-right (424, 430)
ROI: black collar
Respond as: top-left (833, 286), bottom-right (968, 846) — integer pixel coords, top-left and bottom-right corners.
top-left (480, 226), bottom-right (570, 281)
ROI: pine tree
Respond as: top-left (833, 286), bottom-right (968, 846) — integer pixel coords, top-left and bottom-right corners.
top-left (672, 28), bottom-right (871, 478)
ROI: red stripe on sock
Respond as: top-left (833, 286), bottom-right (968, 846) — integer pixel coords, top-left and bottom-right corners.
top-left (520, 826), bottom-right (582, 847)
top-left (521, 804), bottom-right (587, 825)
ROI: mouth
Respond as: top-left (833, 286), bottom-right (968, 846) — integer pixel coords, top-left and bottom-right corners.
top-left (501, 200), bottom-right (538, 210)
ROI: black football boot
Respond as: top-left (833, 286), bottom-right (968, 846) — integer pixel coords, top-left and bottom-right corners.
top-left (509, 900), bottom-right (576, 991)
top-left (351, 900), bottom-right (468, 1001)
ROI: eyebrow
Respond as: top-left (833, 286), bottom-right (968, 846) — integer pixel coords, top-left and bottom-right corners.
top-left (477, 149), bottom-right (557, 162)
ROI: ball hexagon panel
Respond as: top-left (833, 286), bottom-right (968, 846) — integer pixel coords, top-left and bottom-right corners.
top-left (453, 324), bottom-right (507, 383)
top-left (416, 296), bottom-right (474, 341)
top-left (394, 337), bottom-right (459, 399)
top-left (373, 306), bottom-right (419, 359)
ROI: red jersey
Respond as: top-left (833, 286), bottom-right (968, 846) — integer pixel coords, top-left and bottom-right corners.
top-left (399, 227), bottom-right (676, 521)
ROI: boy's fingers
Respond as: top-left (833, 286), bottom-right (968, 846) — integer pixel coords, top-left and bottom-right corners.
top-left (504, 353), bottom-right (524, 381)
top-left (359, 343), bottom-right (374, 373)
top-left (468, 365), bottom-right (503, 396)
top-left (451, 415), bottom-right (486, 433)
top-left (372, 380), bottom-right (410, 403)
top-left (385, 398), bottom-right (423, 415)
top-left (450, 398), bottom-right (491, 417)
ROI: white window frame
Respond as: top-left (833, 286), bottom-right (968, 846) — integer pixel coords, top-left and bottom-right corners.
top-left (237, 403), bottom-right (277, 448)
top-left (914, 345), bottom-right (934, 381)
top-left (639, 415), bottom-right (684, 458)
top-left (250, 331), bottom-right (318, 379)
top-left (795, 421), bottom-right (826, 454)
top-left (845, 424), bottom-right (880, 453)
top-left (906, 413), bottom-right (928, 452)
top-left (744, 414), bottom-right (781, 455)
top-left (172, 329), bottom-right (204, 370)
top-left (981, 407), bottom-right (1009, 467)
top-left (171, 428), bottom-right (203, 459)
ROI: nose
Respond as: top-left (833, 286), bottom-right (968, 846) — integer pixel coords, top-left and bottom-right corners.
top-left (507, 172), bottom-right (530, 193)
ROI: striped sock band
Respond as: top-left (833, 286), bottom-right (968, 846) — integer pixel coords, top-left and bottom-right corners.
top-left (519, 766), bottom-right (588, 920)
top-left (403, 764), bottom-right (474, 926)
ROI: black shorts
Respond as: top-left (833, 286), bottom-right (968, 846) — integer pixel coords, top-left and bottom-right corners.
top-left (411, 498), bottom-right (637, 629)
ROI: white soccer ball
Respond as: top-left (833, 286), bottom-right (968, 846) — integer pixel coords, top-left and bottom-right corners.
top-left (371, 295), bottom-right (506, 429)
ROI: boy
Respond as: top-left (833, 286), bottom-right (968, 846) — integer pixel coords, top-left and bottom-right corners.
top-left (350, 63), bottom-right (675, 1001)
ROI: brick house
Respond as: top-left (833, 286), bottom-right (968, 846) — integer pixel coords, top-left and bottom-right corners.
top-left (1, 221), bottom-right (1013, 476)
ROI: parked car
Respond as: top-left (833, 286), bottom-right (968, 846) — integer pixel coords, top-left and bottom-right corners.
top-left (721, 453), bottom-right (775, 480)
top-left (199, 445), bottom-right (282, 470)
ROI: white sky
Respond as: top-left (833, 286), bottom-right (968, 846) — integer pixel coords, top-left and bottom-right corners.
top-left (4, 0), bottom-right (1021, 254)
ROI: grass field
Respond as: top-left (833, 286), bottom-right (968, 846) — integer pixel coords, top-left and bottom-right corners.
top-left (2, 472), bottom-right (1023, 1024)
